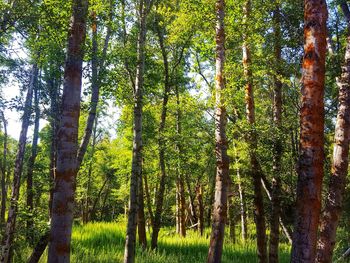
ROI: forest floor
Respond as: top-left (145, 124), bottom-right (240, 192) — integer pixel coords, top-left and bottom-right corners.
top-left (17, 222), bottom-right (292, 263)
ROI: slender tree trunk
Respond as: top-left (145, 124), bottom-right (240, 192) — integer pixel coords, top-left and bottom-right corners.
top-left (151, 20), bottom-right (171, 250)
top-left (144, 171), bottom-right (154, 228)
top-left (242, 1), bottom-right (267, 262)
top-left (233, 144), bottom-right (247, 242)
top-left (175, 86), bottom-right (186, 237)
top-left (269, 2), bottom-right (283, 262)
top-left (207, 1), bottom-right (229, 262)
top-left (137, 174), bottom-right (147, 249)
top-left (196, 182), bottom-right (204, 236)
top-left (48, 0), bottom-right (88, 261)
top-left (26, 82), bottom-right (40, 243)
top-left (90, 178), bottom-right (108, 221)
top-left (228, 193), bottom-right (236, 243)
top-left (76, 5), bottom-right (112, 169)
top-left (0, 110), bottom-right (7, 224)
top-left (27, 231), bottom-right (50, 263)
top-left (124, 0), bottom-right (148, 261)
top-left (316, 3), bottom-right (350, 262)
top-left (291, 1), bottom-right (328, 262)
top-left (0, 63), bottom-right (38, 263)
top-left (185, 176), bottom-right (198, 227)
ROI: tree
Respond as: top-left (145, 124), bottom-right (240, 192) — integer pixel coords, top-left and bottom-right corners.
top-left (124, 0), bottom-right (151, 261)
top-left (291, 0), bottom-right (328, 262)
top-left (207, 0), bottom-right (229, 262)
top-left (316, 2), bottom-right (350, 262)
top-left (47, 0), bottom-right (88, 261)
top-left (0, 62), bottom-right (38, 263)
top-left (242, 0), bottom-right (267, 261)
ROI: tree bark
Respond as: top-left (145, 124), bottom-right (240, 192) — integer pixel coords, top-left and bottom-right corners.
top-left (269, 2), bottom-right (283, 262)
top-left (124, 0), bottom-right (149, 261)
top-left (242, 1), bottom-right (267, 262)
top-left (196, 182), bottom-right (204, 236)
top-left (0, 63), bottom-right (38, 263)
top-left (48, 0), bottom-right (88, 261)
top-left (207, 1), bottom-right (229, 262)
top-left (26, 82), bottom-right (40, 243)
top-left (315, 2), bottom-right (350, 263)
top-left (291, 1), bottom-right (328, 262)
top-left (0, 110), bottom-right (7, 224)
top-left (27, 231), bottom-right (50, 263)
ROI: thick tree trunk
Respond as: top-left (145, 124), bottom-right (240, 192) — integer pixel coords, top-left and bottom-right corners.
top-left (26, 83), bottom-right (40, 243)
top-left (0, 63), bottom-right (38, 263)
top-left (124, 0), bottom-right (148, 261)
top-left (269, 3), bottom-right (283, 263)
top-left (316, 3), bottom-right (350, 263)
top-left (291, 1), bottom-right (328, 262)
top-left (48, 0), bottom-right (88, 261)
top-left (242, 1), bottom-right (267, 262)
top-left (0, 110), bottom-right (7, 224)
top-left (207, 1), bottom-right (229, 262)
top-left (151, 20), bottom-right (171, 250)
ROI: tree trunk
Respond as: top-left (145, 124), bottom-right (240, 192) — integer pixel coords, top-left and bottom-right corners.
top-left (26, 82), bottom-right (40, 243)
top-left (151, 19), bottom-right (171, 250)
top-left (0, 63), bottom-right (38, 263)
top-left (48, 0), bottom-right (88, 261)
top-left (27, 231), bottom-right (50, 263)
top-left (207, 1), bottom-right (229, 262)
top-left (196, 182), bottom-right (204, 236)
top-left (137, 174), bottom-right (147, 249)
top-left (124, 0), bottom-right (148, 261)
top-left (144, 171), bottom-right (154, 228)
top-left (0, 110), bottom-right (7, 224)
top-left (175, 86), bottom-right (186, 237)
top-left (291, 1), bottom-right (328, 262)
top-left (242, 1), bottom-right (267, 262)
top-left (269, 2), bottom-right (283, 262)
top-left (316, 3), bottom-right (350, 263)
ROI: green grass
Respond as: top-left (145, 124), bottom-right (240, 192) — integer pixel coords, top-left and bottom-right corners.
top-left (17, 222), bottom-right (291, 262)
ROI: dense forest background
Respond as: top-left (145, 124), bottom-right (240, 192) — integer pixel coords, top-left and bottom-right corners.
top-left (0, 0), bottom-right (349, 262)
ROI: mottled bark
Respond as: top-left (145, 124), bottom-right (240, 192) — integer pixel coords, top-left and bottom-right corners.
top-left (315, 2), bottom-right (350, 262)
top-left (48, 0), bottom-right (88, 261)
top-left (269, 2), bottom-right (283, 263)
top-left (151, 20), bottom-right (171, 250)
top-left (0, 110), bottom-right (7, 224)
top-left (0, 63), bottom-right (38, 263)
top-left (242, 1), bottom-right (267, 262)
top-left (124, 0), bottom-right (148, 261)
top-left (207, 1), bottom-right (229, 262)
top-left (291, 1), bottom-right (328, 262)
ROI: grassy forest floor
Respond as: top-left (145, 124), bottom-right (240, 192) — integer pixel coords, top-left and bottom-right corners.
top-left (16, 222), bottom-right (292, 263)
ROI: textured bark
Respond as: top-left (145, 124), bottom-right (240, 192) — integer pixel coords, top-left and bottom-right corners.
top-left (143, 171), bottom-right (154, 228)
top-left (269, 3), bottom-right (283, 263)
top-left (315, 3), bottom-right (350, 262)
top-left (207, 1), bottom-right (229, 262)
top-left (0, 63), bottom-right (37, 263)
top-left (242, 1), bottom-right (267, 262)
top-left (26, 83), bottom-right (40, 242)
top-left (291, 1), bottom-right (328, 262)
top-left (124, 0), bottom-right (148, 261)
top-left (151, 20), bottom-right (171, 250)
top-left (48, 0), bottom-right (88, 261)
top-left (0, 110), bottom-right (7, 224)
